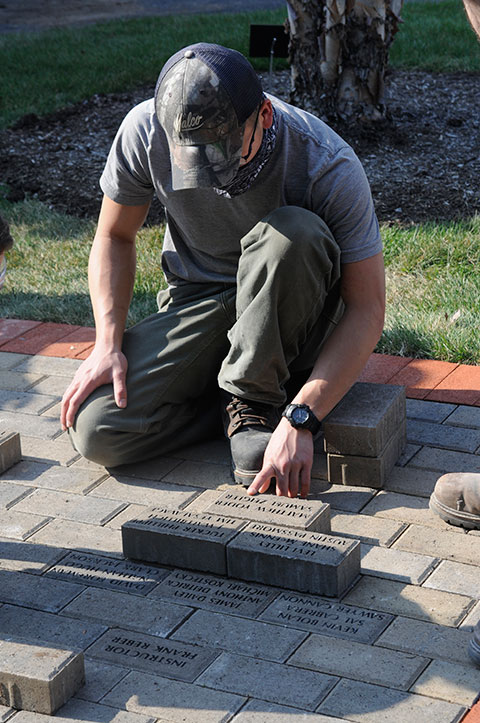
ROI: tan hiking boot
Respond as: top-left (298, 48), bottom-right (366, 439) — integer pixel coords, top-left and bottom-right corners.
top-left (429, 473), bottom-right (480, 530)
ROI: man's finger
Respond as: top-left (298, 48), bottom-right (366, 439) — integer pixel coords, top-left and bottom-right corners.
top-left (299, 464), bottom-right (312, 498)
top-left (247, 467), bottom-right (274, 495)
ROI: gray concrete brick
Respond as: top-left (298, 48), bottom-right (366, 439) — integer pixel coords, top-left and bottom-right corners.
top-left (29, 518), bottom-right (122, 557)
top-left (410, 659), bottom-right (480, 706)
top-left (203, 488), bottom-right (331, 532)
top-left (0, 390), bottom-right (57, 415)
top-left (0, 411), bottom-right (61, 439)
top-left (288, 633), bottom-right (428, 691)
top-left (311, 452), bottom-right (328, 480)
top-left (161, 460), bottom-right (233, 489)
top-left (423, 559), bottom-right (480, 598)
top-left (169, 437), bottom-right (231, 465)
top-left (38, 401), bottom-right (61, 419)
top-left (392, 523), bottom-right (480, 564)
top-left (13, 489), bottom-right (125, 525)
top-left (360, 490), bottom-right (464, 532)
top-left (0, 509), bottom-right (50, 540)
top-left (327, 423), bottom-right (406, 488)
top-left (0, 537), bottom-right (65, 574)
top-left (343, 575), bottom-right (474, 626)
top-left (27, 376), bottom-right (70, 398)
top-left (181, 489), bottom-right (222, 514)
top-left (2, 460), bottom-right (107, 494)
top-left (46, 550), bottom-right (169, 593)
top-left (102, 669), bottom-right (245, 723)
top-left (259, 591), bottom-right (393, 643)
top-left (0, 638), bottom-right (84, 714)
top-left (0, 569), bottom-right (84, 613)
top-left (122, 508), bottom-right (245, 575)
top-left (0, 432), bottom-right (21, 474)
top-left (375, 615), bottom-right (476, 667)
top-left (360, 543), bottom-right (438, 584)
top-left (409, 446), bottom-right (480, 474)
top-left (330, 511), bottom-right (406, 547)
top-left (196, 652), bottom-right (338, 711)
top-left (396, 443), bottom-right (420, 466)
top-left (61, 587), bottom-right (191, 636)
top-left (149, 569), bottom-right (277, 617)
top-left (407, 418), bottom-right (480, 453)
top-left (171, 609), bottom-right (307, 662)
top-left (0, 353), bottom-right (29, 371)
top-left (230, 699), bottom-right (350, 722)
top-left (9, 700), bottom-right (156, 723)
top-left (0, 604), bottom-right (106, 651)
top-left (323, 383), bottom-right (406, 457)
top-left (459, 601), bottom-right (480, 632)
top-left (0, 705), bottom-right (14, 722)
top-left (444, 405), bottom-right (480, 429)
top-left (91, 474), bottom-right (199, 507)
top-left (104, 504), bottom-right (150, 529)
top-left (311, 484), bottom-right (377, 513)
top-left (227, 522), bottom-right (360, 597)
top-left (14, 357), bottom-right (81, 377)
top-left (0, 372), bottom-right (44, 392)
top-left (384, 465), bottom-right (440, 498)
top-left (317, 678), bottom-right (465, 723)
top-left (406, 399), bottom-right (457, 423)
top-left (86, 628), bottom-right (218, 683)
top-left (0, 482), bottom-right (31, 509)
top-left (19, 437), bottom-right (79, 466)
top-left (74, 659), bottom-right (129, 703)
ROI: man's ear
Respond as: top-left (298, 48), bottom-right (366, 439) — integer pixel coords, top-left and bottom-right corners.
top-left (260, 99), bottom-right (274, 130)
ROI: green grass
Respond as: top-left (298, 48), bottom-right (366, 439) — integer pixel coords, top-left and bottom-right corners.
top-left (2, 201), bottom-right (480, 364)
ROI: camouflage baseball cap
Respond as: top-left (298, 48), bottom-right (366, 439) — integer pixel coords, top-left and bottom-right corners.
top-left (155, 43), bottom-right (264, 190)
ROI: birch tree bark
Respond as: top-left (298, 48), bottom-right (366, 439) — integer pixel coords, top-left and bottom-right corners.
top-left (287, 0), bottom-right (404, 122)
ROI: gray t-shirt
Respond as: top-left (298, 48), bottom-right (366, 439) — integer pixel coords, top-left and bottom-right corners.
top-left (100, 95), bottom-right (382, 286)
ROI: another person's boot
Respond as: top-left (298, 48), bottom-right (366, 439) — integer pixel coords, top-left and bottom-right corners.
top-left (222, 393), bottom-right (280, 486)
top-left (469, 621), bottom-right (480, 667)
top-left (429, 473), bottom-right (480, 530)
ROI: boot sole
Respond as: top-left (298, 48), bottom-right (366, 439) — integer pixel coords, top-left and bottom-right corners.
top-left (231, 464), bottom-right (258, 487)
top-left (429, 493), bottom-right (480, 530)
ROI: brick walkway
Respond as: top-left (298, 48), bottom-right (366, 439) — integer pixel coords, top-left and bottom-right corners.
top-left (0, 318), bottom-right (479, 722)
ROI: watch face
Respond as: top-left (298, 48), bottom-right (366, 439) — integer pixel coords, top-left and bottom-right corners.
top-left (292, 407), bottom-right (310, 425)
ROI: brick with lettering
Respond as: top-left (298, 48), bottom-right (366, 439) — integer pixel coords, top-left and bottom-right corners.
top-left (0, 431), bottom-right (21, 474)
top-left (226, 522), bottom-right (360, 597)
top-left (122, 508), bottom-right (246, 575)
top-left (203, 488), bottom-right (330, 532)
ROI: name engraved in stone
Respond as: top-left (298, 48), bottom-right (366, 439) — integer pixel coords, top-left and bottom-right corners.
top-left (204, 490), bottom-right (330, 532)
top-left (150, 569), bottom-right (277, 616)
top-left (46, 551), bottom-right (168, 594)
top-left (126, 508), bottom-right (243, 541)
top-left (239, 523), bottom-right (353, 561)
top-left (87, 628), bottom-right (218, 683)
top-left (260, 592), bottom-right (394, 643)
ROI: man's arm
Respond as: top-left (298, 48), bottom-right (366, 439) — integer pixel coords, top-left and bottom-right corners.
top-left (248, 251), bottom-right (385, 498)
top-left (60, 196), bottom-right (150, 430)
top-left (464, 0), bottom-right (480, 38)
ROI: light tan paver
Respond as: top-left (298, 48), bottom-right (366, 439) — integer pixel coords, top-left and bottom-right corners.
top-left (410, 659), bottom-right (480, 706)
top-left (19, 436), bottom-right (79, 466)
top-left (423, 559), bottom-right (480, 598)
top-left (383, 465), bottom-right (440, 498)
top-left (360, 543), bottom-right (438, 584)
top-left (360, 489), bottom-right (465, 532)
top-left (28, 518), bottom-right (123, 556)
top-left (392, 523), bottom-right (480, 564)
top-left (330, 510), bottom-right (406, 546)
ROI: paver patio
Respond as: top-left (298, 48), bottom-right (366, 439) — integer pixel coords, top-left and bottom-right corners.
top-left (0, 319), bottom-right (479, 722)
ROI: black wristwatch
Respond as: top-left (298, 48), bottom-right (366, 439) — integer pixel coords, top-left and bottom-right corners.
top-left (282, 403), bottom-right (321, 435)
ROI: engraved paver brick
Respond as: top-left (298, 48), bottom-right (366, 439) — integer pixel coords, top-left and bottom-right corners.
top-left (103, 669), bottom-right (245, 723)
top-left (196, 652), bottom-right (338, 710)
top-left (0, 432), bottom-right (21, 474)
top-left (122, 508), bottom-right (245, 575)
top-left (409, 446), bottom-right (480, 474)
top-left (74, 659), bottom-right (129, 703)
top-left (423, 559), bottom-right (480, 598)
top-left (86, 628), bottom-right (219, 683)
top-left (288, 633), bottom-right (428, 690)
top-left (318, 678), bottom-right (466, 723)
top-left (91, 474), bottom-right (199, 507)
top-left (0, 371), bottom-right (44, 392)
top-left (227, 522), bottom-right (360, 597)
top-left (375, 616), bottom-right (476, 667)
top-left (323, 383), bottom-right (406, 457)
top-left (161, 460), bottom-right (233, 489)
top-left (392, 524), bottom-right (480, 565)
top-left (19, 436), bottom-right (79, 466)
top-left (13, 489), bottom-right (125, 525)
top-left (360, 490), bottom-right (463, 532)
top-left (343, 576), bottom-right (474, 626)
top-left (411, 659), bottom-right (480, 706)
top-left (312, 483), bottom-right (377, 513)
top-left (0, 537), bottom-right (65, 574)
top-left (0, 390), bottom-right (57, 415)
top-left (0, 638), bottom-right (85, 714)
top-left (0, 605), bottom-right (106, 651)
top-left (0, 482), bottom-right (31, 508)
top-left (384, 465), bottom-right (440, 498)
top-left (0, 509), bottom-right (50, 540)
top-left (46, 550), bottom-right (169, 593)
top-left (171, 609), bottom-right (307, 662)
top-left (445, 406), bottom-right (480, 429)
top-left (203, 488), bottom-right (331, 532)
top-left (406, 399), bottom-right (457, 424)
top-left (407, 419), bottom-right (480, 453)
top-left (149, 569), bottom-right (277, 617)
top-left (9, 700), bottom-right (156, 723)
top-left (230, 699), bottom-right (349, 722)
top-left (2, 460), bottom-right (107, 494)
top-left (61, 588), bottom-right (192, 636)
top-left (259, 591), bottom-right (393, 643)
top-left (360, 543), bottom-right (438, 584)
top-left (330, 511), bottom-right (406, 547)
top-left (0, 411), bottom-right (61, 439)
top-left (0, 569), bottom-right (84, 612)
top-left (29, 518), bottom-right (122, 556)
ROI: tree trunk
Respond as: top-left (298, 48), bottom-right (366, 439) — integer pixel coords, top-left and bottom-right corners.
top-left (287, 0), bottom-right (404, 123)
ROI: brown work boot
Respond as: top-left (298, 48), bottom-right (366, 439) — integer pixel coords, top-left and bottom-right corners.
top-left (429, 473), bottom-right (480, 530)
top-left (222, 393), bottom-right (280, 486)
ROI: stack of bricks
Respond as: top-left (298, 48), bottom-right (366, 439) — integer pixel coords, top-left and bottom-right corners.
top-left (323, 382), bottom-right (406, 489)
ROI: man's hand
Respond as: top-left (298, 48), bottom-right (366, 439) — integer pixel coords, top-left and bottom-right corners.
top-left (247, 418), bottom-right (314, 498)
top-left (60, 345), bottom-right (128, 430)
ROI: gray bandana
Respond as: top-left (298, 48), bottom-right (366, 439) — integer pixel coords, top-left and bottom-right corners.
top-left (213, 108), bottom-right (277, 198)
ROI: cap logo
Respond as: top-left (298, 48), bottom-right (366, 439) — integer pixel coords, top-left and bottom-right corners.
top-left (174, 111), bottom-right (204, 133)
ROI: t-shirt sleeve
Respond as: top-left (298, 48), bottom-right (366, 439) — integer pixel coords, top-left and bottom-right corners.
top-left (310, 146), bottom-right (382, 264)
top-left (100, 101), bottom-right (156, 206)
